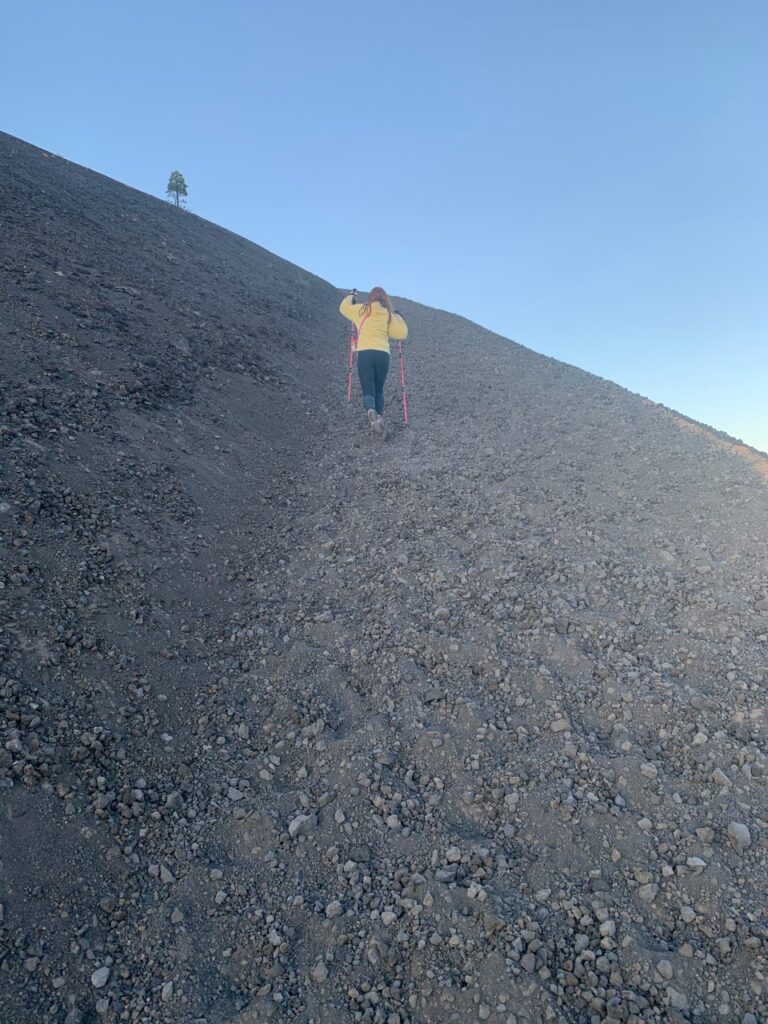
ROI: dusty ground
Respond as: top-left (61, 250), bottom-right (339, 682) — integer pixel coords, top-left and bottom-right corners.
top-left (1, 132), bottom-right (767, 1024)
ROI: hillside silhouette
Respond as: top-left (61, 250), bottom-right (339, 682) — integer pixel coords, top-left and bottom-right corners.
top-left (1, 132), bottom-right (767, 1024)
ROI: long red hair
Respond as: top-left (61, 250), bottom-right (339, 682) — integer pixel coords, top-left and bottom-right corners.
top-left (363, 286), bottom-right (393, 322)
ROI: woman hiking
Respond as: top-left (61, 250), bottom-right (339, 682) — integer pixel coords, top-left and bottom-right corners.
top-left (340, 287), bottom-right (408, 434)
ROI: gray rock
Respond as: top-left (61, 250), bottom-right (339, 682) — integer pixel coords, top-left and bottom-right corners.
top-left (91, 966), bottom-right (110, 989)
top-left (311, 961), bottom-right (328, 983)
top-left (288, 813), bottom-right (317, 839)
top-left (727, 821), bottom-right (751, 854)
top-left (656, 959), bottom-right (673, 980)
top-left (667, 987), bottom-right (689, 1010)
top-left (520, 952), bottom-right (536, 972)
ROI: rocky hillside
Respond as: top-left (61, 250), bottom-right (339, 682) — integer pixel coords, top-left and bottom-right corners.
top-left (1, 132), bottom-right (767, 1024)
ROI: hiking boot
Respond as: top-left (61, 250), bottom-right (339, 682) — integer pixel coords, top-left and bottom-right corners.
top-left (375, 415), bottom-right (386, 436)
top-left (367, 409), bottom-right (378, 428)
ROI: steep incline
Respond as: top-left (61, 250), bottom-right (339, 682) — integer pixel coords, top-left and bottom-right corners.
top-left (2, 133), bottom-right (767, 1024)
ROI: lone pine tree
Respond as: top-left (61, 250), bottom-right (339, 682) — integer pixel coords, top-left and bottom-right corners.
top-left (166, 170), bottom-right (188, 208)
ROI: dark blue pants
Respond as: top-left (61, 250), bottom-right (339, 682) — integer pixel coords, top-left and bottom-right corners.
top-left (357, 349), bottom-right (390, 416)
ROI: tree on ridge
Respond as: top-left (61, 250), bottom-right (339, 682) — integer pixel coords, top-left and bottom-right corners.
top-left (166, 170), bottom-right (188, 208)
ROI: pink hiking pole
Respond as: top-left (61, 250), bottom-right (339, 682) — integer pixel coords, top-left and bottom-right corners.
top-left (398, 337), bottom-right (409, 425)
top-left (346, 329), bottom-right (357, 401)
top-left (346, 287), bottom-right (358, 402)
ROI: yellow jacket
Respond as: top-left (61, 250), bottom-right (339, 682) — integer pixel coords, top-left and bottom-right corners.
top-left (339, 294), bottom-right (408, 353)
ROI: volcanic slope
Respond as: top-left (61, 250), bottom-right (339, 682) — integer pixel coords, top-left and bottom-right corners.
top-left (1, 131), bottom-right (767, 1024)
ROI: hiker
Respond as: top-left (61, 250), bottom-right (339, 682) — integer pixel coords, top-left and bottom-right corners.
top-left (340, 287), bottom-right (408, 433)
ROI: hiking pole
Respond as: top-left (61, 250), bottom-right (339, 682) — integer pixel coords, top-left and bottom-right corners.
top-left (398, 337), bottom-right (409, 425)
top-left (346, 330), bottom-right (357, 401)
top-left (346, 289), bottom-right (357, 401)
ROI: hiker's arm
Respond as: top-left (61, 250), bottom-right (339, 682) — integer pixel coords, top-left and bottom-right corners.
top-left (339, 294), bottom-right (360, 324)
top-left (389, 312), bottom-right (408, 340)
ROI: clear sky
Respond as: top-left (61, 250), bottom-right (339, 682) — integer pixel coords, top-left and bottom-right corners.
top-left (4, 1), bottom-right (767, 453)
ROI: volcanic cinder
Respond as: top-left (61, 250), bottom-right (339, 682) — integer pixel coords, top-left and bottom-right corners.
top-left (1, 131), bottom-right (767, 1024)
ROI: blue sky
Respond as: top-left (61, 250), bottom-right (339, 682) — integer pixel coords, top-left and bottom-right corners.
top-left (3, 1), bottom-right (767, 452)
